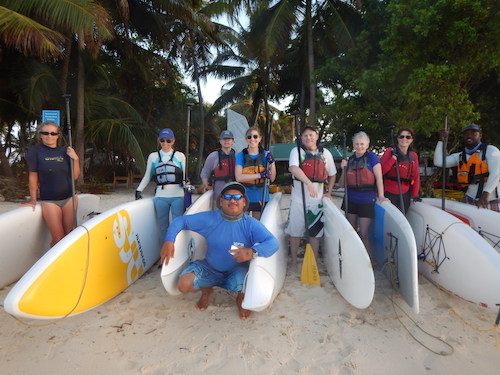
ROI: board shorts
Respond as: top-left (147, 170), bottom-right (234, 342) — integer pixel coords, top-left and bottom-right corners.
top-left (341, 200), bottom-right (375, 218)
top-left (179, 259), bottom-right (248, 294)
top-left (285, 198), bottom-right (324, 238)
top-left (385, 191), bottom-right (411, 214)
top-left (464, 195), bottom-right (500, 212)
top-left (248, 202), bottom-right (262, 212)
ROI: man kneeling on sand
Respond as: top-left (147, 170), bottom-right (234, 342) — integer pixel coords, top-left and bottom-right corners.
top-left (160, 182), bottom-right (279, 319)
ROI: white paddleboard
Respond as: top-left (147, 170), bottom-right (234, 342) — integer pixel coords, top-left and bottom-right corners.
top-left (407, 202), bottom-right (500, 310)
top-left (161, 191), bottom-right (287, 312)
top-left (161, 191), bottom-right (214, 295)
top-left (0, 194), bottom-right (100, 289)
top-left (371, 201), bottom-right (419, 314)
top-left (422, 198), bottom-right (500, 252)
top-left (322, 197), bottom-right (375, 309)
top-left (241, 192), bottom-right (287, 311)
top-left (4, 198), bottom-right (160, 319)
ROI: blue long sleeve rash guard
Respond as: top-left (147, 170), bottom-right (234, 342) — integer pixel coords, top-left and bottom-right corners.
top-left (165, 210), bottom-right (279, 272)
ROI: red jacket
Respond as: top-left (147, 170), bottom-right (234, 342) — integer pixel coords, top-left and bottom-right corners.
top-left (380, 147), bottom-right (420, 198)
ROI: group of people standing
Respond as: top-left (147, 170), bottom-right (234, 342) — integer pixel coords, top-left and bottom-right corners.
top-left (24, 120), bottom-right (499, 318)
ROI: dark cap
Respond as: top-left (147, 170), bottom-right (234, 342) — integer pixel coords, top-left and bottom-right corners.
top-left (220, 182), bottom-right (246, 197)
top-left (462, 124), bottom-right (481, 133)
top-left (219, 130), bottom-right (234, 139)
top-left (158, 128), bottom-right (174, 139)
top-left (300, 125), bottom-right (317, 134)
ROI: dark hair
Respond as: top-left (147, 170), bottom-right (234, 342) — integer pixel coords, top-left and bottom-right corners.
top-left (396, 127), bottom-right (415, 152)
top-left (245, 126), bottom-right (261, 137)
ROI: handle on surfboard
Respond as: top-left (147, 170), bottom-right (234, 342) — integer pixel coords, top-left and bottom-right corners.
top-left (63, 94), bottom-right (77, 229)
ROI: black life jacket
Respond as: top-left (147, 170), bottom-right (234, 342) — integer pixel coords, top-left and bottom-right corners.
top-left (153, 150), bottom-right (183, 187)
top-left (241, 147), bottom-right (266, 187)
top-left (213, 149), bottom-right (236, 182)
top-left (298, 146), bottom-right (328, 183)
top-left (385, 146), bottom-right (416, 183)
top-left (346, 153), bottom-right (376, 191)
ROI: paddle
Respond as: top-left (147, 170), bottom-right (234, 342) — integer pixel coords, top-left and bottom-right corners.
top-left (293, 114), bottom-right (320, 285)
top-left (260, 115), bottom-right (274, 214)
top-left (184, 103), bottom-right (194, 208)
top-left (389, 125), bottom-right (405, 214)
top-left (342, 130), bottom-right (349, 218)
top-left (62, 94), bottom-right (77, 230)
top-left (441, 113), bottom-right (448, 210)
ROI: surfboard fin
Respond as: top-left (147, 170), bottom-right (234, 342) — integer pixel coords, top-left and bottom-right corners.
top-left (301, 244), bottom-right (320, 285)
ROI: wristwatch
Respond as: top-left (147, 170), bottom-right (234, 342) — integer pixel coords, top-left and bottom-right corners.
top-left (251, 249), bottom-right (258, 259)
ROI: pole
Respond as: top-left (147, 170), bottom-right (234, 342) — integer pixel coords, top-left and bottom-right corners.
top-left (389, 125), bottom-right (405, 214)
top-left (62, 94), bottom-right (77, 229)
top-left (260, 115), bottom-right (273, 214)
top-left (441, 114), bottom-right (448, 210)
top-left (184, 103), bottom-right (193, 208)
top-left (343, 130), bottom-right (349, 218)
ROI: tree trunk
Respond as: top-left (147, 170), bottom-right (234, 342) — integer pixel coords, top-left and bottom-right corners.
top-left (0, 142), bottom-right (14, 178)
top-left (193, 58), bottom-right (205, 184)
top-left (75, 33), bottom-right (85, 185)
top-left (306, 0), bottom-right (316, 125)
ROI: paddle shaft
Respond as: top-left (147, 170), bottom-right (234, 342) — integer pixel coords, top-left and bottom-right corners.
top-left (343, 131), bottom-right (348, 218)
top-left (62, 94), bottom-right (77, 229)
top-left (441, 114), bottom-right (448, 210)
top-left (184, 103), bottom-right (193, 208)
top-left (293, 113), bottom-right (310, 243)
top-left (389, 125), bottom-right (405, 215)
top-left (260, 115), bottom-right (273, 214)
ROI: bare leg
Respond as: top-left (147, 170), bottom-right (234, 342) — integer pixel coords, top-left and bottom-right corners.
top-left (178, 272), bottom-right (213, 311)
top-left (251, 210), bottom-right (261, 220)
top-left (41, 202), bottom-right (65, 247)
top-left (358, 217), bottom-right (373, 256)
top-left (61, 196), bottom-right (78, 235)
top-left (289, 236), bottom-right (301, 271)
top-left (236, 291), bottom-right (251, 320)
top-left (310, 237), bottom-right (321, 261)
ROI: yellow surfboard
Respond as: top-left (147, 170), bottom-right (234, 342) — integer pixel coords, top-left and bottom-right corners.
top-left (4, 198), bottom-right (160, 319)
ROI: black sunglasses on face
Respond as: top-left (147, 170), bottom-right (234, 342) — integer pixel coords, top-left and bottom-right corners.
top-left (246, 134), bottom-right (259, 140)
top-left (160, 138), bottom-right (173, 143)
top-left (40, 131), bottom-right (59, 136)
top-left (398, 135), bottom-right (412, 139)
top-left (222, 194), bottom-right (243, 201)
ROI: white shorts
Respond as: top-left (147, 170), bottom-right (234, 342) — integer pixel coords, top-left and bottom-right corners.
top-left (285, 198), bottom-right (324, 238)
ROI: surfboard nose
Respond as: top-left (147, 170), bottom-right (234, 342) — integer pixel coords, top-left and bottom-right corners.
top-left (242, 263), bottom-right (274, 311)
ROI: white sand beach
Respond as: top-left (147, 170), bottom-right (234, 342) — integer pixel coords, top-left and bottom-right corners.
top-left (0, 187), bottom-right (499, 374)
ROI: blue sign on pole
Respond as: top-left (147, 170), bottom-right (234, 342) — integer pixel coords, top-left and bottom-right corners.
top-left (42, 110), bottom-right (61, 126)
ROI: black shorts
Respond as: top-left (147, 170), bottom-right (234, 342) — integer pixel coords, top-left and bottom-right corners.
top-left (248, 202), bottom-right (263, 212)
top-left (341, 199), bottom-right (374, 218)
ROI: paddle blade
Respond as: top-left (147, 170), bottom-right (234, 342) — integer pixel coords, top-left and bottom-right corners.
top-left (301, 244), bottom-right (320, 285)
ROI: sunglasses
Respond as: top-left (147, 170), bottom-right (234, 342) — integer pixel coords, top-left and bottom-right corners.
top-left (160, 138), bottom-right (173, 143)
top-left (40, 131), bottom-right (59, 136)
top-left (246, 134), bottom-right (259, 140)
top-left (398, 135), bottom-right (413, 139)
top-left (222, 194), bottom-right (243, 201)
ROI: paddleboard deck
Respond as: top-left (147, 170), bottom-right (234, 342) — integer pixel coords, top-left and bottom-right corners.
top-left (4, 198), bottom-right (160, 319)
top-left (161, 191), bottom-right (287, 312)
top-left (322, 197), bottom-right (375, 309)
top-left (371, 201), bottom-right (419, 314)
top-left (422, 198), bottom-right (500, 252)
top-left (407, 202), bottom-right (500, 310)
top-left (0, 194), bottom-right (100, 289)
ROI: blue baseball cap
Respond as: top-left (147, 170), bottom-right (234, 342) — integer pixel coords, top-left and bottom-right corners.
top-left (220, 130), bottom-right (234, 139)
top-left (158, 128), bottom-right (174, 139)
top-left (462, 124), bottom-right (481, 133)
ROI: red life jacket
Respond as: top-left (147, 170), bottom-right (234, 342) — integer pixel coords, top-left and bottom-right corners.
top-left (300, 146), bottom-right (328, 183)
top-left (385, 147), bottom-right (416, 184)
top-left (213, 149), bottom-right (236, 182)
top-left (346, 153), bottom-right (375, 191)
top-left (241, 147), bottom-right (266, 187)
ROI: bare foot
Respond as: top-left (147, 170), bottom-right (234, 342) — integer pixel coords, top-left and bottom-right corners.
top-left (195, 288), bottom-right (213, 311)
top-left (236, 291), bottom-right (252, 320)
